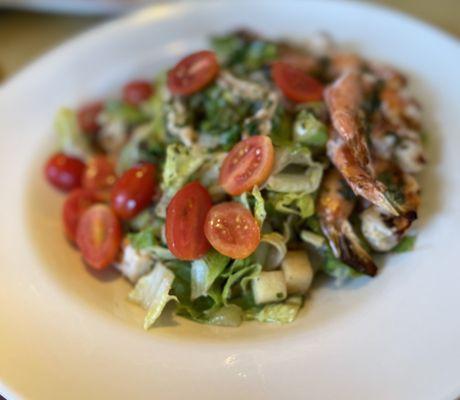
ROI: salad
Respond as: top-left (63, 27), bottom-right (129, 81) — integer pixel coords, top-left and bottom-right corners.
top-left (43, 30), bottom-right (426, 329)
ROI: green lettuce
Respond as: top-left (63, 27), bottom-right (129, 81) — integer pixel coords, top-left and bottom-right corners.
top-left (321, 249), bottom-right (361, 285)
top-left (222, 258), bottom-right (262, 305)
top-left (392, 235), bottom-right (416, 253)
top-left (293, 110), bottom-right (328, 147)
top-left (247, 296), bottom-right (303, 324)
top-left (127, 226), bottom-right (174, 261)
top-left (155, 143), bottom-right (209, 217)
top-left (191, 249), bottom-right (230, 300)
top-left (211, 34), bottom-right (278, 74)
top-left (300, 230), bottom-right (325, 248)
top-left (54, 108), bottom-right (91, 159)
top-left (268, 192), bottom-right (315, 219)
top-left (266, 145), bottom-right (324, 193)
top-left (255, 232), bottom-right (287, 270)
top-left (128, 262), bottom-right (176, 329)
top-left (105, 100), bottom-right (148, 126)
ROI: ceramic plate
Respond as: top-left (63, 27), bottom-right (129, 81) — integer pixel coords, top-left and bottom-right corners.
top-left (0, 0), bottom-right (152, 15)
top-left (1, 1), bottom-right (459, 399)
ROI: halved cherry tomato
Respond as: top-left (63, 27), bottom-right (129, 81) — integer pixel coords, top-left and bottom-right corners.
top-left (77, 101), bottom-right (103, 135)
top-left (45, 152), bottom-right (86, 192)
top-left (82, 156), bottom-right (117, 201)
top-left (204, 202), bottom-right (260, 259)
top-left (219, 135), bottom-right (274, 196)
top-left (110, 163), bottom-right (156, 220)
top-left (166, 181), bottom-right (212, 260)
top-left (271, 61), bottom-right (324, 103)
top-left (62, 188), bottom-right (96, 242)
top-left (122, 80), bottom-right (154, 106)
top-left (76, 204), bottom-right (121, 270)
top-left (167, 50), bottom-right (219, 96)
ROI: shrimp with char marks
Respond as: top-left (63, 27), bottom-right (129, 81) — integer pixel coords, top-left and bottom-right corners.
top-left (317, 168), bottom-right (377, 277)
top-left (327, 129), bottom-right (399, 216)
top-left (324, 70), bottom-right (372, 171)
top-left (360, 159), bottom-right (420, 252)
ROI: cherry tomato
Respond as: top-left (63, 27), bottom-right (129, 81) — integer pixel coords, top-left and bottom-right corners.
top-left (82, 156), bottom-right (117, 201)
top-left (167, 50), bottom-right (219, 96)
top-left (44, 152), bottom-right (86, 192)
top-left (77, 101), bottom-right (103, 135)
top-left (165, 181), bottom-right (212, 260)
top-left (204, 202), bottom-right (260, 259)
top-left (62, 189), bottom-right (96, 242)
top-left (271, 61), bottom-right (324, 103)
top-left (219, 135), bottom-right (274, 196)
top-left (76, 204), bottom-right (122, 270)
top-left (110, 163), bottom-right (156, 220)
top-left (122, 80), bottom-right (154, 106)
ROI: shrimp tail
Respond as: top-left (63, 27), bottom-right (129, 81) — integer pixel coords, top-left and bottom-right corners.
top-left (327, 132), bottom-right (400, 216)
top-left (322, 219), bottom-right (378, 277)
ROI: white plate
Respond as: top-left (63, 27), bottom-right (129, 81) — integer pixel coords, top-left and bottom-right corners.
top-left (1, 1), bottom-right (460, 399)
top-left (0, 0), bottom-right (152, 15)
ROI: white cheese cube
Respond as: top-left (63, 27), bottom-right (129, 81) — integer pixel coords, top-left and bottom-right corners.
top-left (252, 271), bottom-right (287, 305)
top-left (281, 251), bottom-right (313, 294)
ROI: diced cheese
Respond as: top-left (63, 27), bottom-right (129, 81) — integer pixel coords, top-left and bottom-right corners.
top-left (252, 271), bottom-right (287, 305)
top-left (281, 251), bottom-right (313, 294)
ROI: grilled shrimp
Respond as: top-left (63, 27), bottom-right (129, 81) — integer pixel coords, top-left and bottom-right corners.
top-left (317, 168), bottom-right (377, 276)
top-left (360, 159), bottom-right (420, 251)
top-left (327, 130), bottom-right (399, 216)
top-left (369, 113), bottom-right (426, 174)
top-left (324, 70), bottom-right (372, 171)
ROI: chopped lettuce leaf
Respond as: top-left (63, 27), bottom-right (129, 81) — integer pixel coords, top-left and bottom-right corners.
top-left (211, 34), bottom-right (278, 73)
top-left (266, 145), bottom-right (324, 193)
top-left (321, 249), bottom-right (360, 285)
top-left (128, 208), bottom-right (156, 231)
top-left (266, 165), bottom-right (324, 193)
top-left (115, 244), bottom-right (153, 283)
top-left (155, 143), bottom-right (209, 217)
top-left (392, 235), bottom-right (416, 253)
top-left (128, 226), bottom-right (157, 250)
top-left (300, 230), bottom-right (325, 248)
top-left (105, 100), bottom-right (148, 126)
top-left (294, 110), bottom-right (328, 147)
top-left (205, 304), bottom-right (243, 327)
top-left (191, 249), bottom-right (230, 300)
top-left (270, 105), bottom-right (293, 146)
top-left (250, 296), bottom-right (303, 324)
top-left (128, 262), bottom-right (176, 329)
top-left (255, 232), bottom-right (287, 270)
top-left (127, 226), bottom-right (175, 261)
top-left (252, 186), bottom-right (266, 227)
top-left (268, 192), bottom-right (315, 219)
top-left (54, 108), bottom-right (91, 159)
top-left (222, 259), bottom-right (262, 305)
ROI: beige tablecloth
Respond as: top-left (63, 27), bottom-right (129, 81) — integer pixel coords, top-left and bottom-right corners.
top-left (0, 0), bottom-right (459, 81)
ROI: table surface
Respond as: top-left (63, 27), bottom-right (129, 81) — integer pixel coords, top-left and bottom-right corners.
top-left (0, 0), bottom-right (459, 82)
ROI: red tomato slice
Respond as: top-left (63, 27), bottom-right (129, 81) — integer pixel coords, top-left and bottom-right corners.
top-left (82, 156), bottom-right (117, 201)
top-left (219, 135), bottom-right (274, 196)
top-left (166, 181), bottom-right (212, 260)
top-left (110, 163), bottom-right (157, 220)
top-left (167, 51), bottom-right (219, 96)
top-left (122, 80), bottom-right (154, 106)
top-left (62, 189), bottom-right (96, 242)
top-left (204, 202), bottom-right (260, 259)
top-left (44, 152), bottom-right (86, 192)
top-left (76, 204), bottom-right (121, 270)
top-left (271, 61), bottom-right (324, 103)
top-left (77, 101), bottom-right (104, 135)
